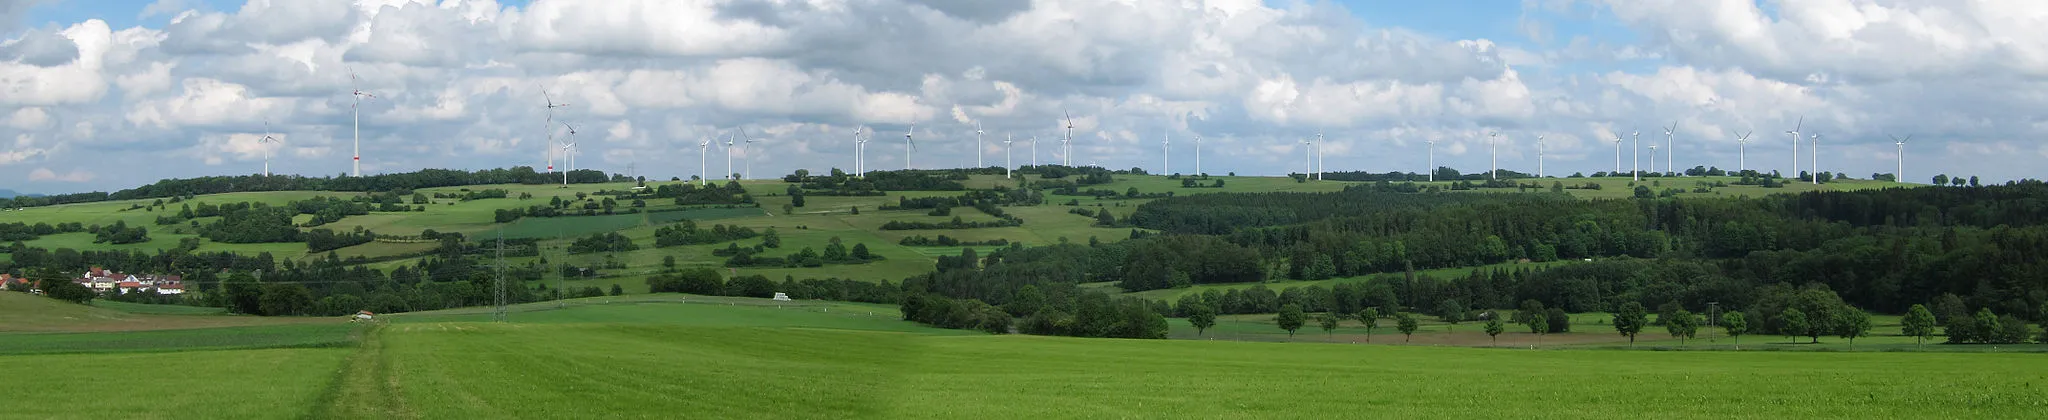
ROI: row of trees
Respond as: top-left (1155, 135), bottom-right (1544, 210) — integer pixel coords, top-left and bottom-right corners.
top-left (0, 167), bottom-right (625, 210)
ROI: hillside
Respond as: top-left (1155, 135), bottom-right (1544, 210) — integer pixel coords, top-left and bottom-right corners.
top-left (0, 168), bottom-right (1934, 324)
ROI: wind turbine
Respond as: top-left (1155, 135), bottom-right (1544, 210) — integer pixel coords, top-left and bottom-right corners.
top-left (1427, 137), bottom-right (1437, 182)
top-left (1734, 130), bottom-right (1754, 173)
top-left (1810, 132), bottom-right (1820, 184)
top-left (853, 126), bottom-right (867, 178)
top-left (1003, 134), bottom-right (1014, 179)
top-left (348, 67), bottom-right (377, 177)
top-left (558, 122), bottom-right (579, 186)
top-left (1299, 138), bottom-right (1313, 178)
top-left (739, 128), bottom-right (759, 181)
top-left (1631, 129), bottom-right (1643, 181)
top-left (1535, 135), bottom-right (1545, 178)
top-left (904, 121), bottom-right (917, 171)
top-left (1663, 122), bottom-right (1677, 176)
top-left (1612, 133), bottom-right (1624, 175)
top-left (1162, 132), bottom-right (1170, 176)
top-left (1889, 133), bottom-right (1912, 183)
top-left (1194, 135), bottom-right (1203, 175)
top-left (975, 123), bottom-right (984, 168)
top-left (540, 85), bottom-right (570, 174)
top-left (697, 137), bottom-right (711, 186)
top-left (1487, 131), bottom-right (1500, 180)
top-left (1786, 116), bottom-right (1803, 179)
top-left (1030, 135), bottom-right (1038, 167)
top-left (1315, 131), bottom-right (1325, 181)
top-left (1648, 144), bottom-right (1659, 175)
top-left (259, 121), bottom-right (280, 177)
top-left (724, 133), bottom-right (736, 181)
top-left (1062, 110), bottom-right (1075, 167)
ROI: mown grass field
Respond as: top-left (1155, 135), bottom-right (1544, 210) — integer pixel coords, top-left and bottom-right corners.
top-left (5, 293), bottom-right (2045, 419)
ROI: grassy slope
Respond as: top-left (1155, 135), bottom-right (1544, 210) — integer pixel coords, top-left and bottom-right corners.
top-left (0, 348), bottom-right (351, 419)
top-left (343, 301), bottom-right (2045, 418)
top-left (0, 292), bottom-right (319, 332)
top-left (0, 175), bottom-right (1914, 294)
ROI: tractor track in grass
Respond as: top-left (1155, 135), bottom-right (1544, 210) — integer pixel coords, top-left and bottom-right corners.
top-left (311, 324), bottom-right (416, 420)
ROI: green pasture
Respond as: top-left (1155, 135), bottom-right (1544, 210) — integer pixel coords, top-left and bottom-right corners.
top-left (329, 302), bottom-right (2048, 418)
top-left (0, 323), bottom-right (361, 355)
top-left (0, 348), bottom-right (351, 419)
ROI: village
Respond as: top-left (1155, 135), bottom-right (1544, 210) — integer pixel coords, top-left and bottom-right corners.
top-left (0, 267), bottom-right (184, 295)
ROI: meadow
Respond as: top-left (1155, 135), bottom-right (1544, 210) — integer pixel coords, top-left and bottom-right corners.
top-left (6, 292), bottom-right (2044, 419)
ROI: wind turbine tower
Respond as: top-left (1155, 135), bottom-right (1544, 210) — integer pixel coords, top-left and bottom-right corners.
top-left (1062, 110), bottom-right (1075, 167)
top-left (1612, 134), bottom-right (1623, 175)
top-left (1734, 131), bottom-right (1753, 173)
top-left (348, 68), bottom-right (377, 177)
top-left (1786, 116), bottom-right (1803, 179)
top-left (1648, 144), bottom-right (1659, 174)
top-left (1427, 137), bottom-right (1437, 182)
top-left (1315, 131), bottom-right (1325, 180)
top-left (1664, 122), bottom-right (1677, 176)
top-left (1890, 133), bottom-right (1911, 183)
top-left (1632, 129), bottom-right (1641, 181)
top-left (853, 126), bottom-right (866, 178)
top-left (1162, 132), bottom-right (1170, 175)
top-left (1535, 135), bottom-right (1545, 178)
top-left (1194, 135), bottom-right (1202, 175)
top-left (725, 134), bottom-right (736, 181)
top-left (904, 122), bottom-right (917, 171)
top-left (541, 86), bottom-right (570, 174)
top-left (558, 122), bottom-right (579, 186)
top-left (975, 123), bottom-right (985, 168)
top-left (1300, 138), bottom-right (1313, 179)
top-left (740, 128), bottom-right (759, 181)
top-left (259, 121), bottom-right (280, 177)
top-left (1487, 131), bottom-right (1499, 180)
top-left (697, 137), bottom-right (710, 186)
top-left (1810, 133), bottom-right (1820, 185)
top-left (1003, 134), bottom-right (1014, 179)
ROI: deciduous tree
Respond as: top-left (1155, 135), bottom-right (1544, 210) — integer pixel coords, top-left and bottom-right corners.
top-left (1613, 301), bottom-right (1648, 346)
top-left (1187, 303), bottom-right (1217, 336)
top-left (1357, 308), bottom-right (1379, 343)
top-left (1721, 312), bottom-right (1748, 349)
top-left (1901, 304), bottom-right (1936, 346)
top-left (1276, 304), bottom-right (1305, 338)
top-left (1665, 309), bottom-right (1698, 346)
top-left (1318, 311), bottom-right (1341, 337)
top-left (1836, 308), bottom-right (1872, 345)
top-left (1780, 308), bottom-right (1808, 344)
top-left (1396, 312), bottom-right (1420, 343)
top-left (1484, 315), bottom-right (1505, 346)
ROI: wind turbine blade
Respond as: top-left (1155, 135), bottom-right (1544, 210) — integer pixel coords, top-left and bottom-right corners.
top-left (1794, 116), bottom-right (1803, 132)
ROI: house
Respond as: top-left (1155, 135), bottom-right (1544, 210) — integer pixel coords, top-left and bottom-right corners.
top-left (0, 274), bottom-right (21, 291)
top-left (157, 283), bottom-right (184, 295)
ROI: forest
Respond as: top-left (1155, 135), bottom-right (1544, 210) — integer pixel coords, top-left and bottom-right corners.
top-left (0, 167), bottom-right (624, 210)
top-left (898, 180), bottom-right (2048, 342)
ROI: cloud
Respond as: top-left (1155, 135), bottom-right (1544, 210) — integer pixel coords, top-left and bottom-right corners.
top-left (1, 26), bottom-right (81, 66)
top-left (28, 167), bottom-right (93, 182)
top-left (3, 0), bottom-right (2047, 191)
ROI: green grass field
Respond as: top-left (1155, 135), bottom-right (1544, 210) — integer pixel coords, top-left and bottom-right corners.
top-left (5, 293), bottom-right (2044, 418)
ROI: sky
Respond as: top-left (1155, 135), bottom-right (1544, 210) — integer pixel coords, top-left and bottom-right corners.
top-left (3, 0), bottom-right (2046, 193)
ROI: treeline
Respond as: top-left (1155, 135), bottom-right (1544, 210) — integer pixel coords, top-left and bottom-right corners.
top-left (646, 267), bottom-right (901, 304)
top-left (567, 232), bottom-right (637, 254)
top-left (649, 181), bottom-right (753, 205)
top-left (305, 227), bottom-right (376, 253)
top-left (898, 235), bottom-right (1010, 247)
top-left (0, 167), bottom-right (621, 210)
top-left (881, 216), bottom-right (1022, 230)
top-left (653, 220), bottom-right (759, 247)
top-left (797, 169), bottom-right (971, 195)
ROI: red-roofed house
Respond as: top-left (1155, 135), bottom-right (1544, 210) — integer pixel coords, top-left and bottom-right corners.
top-left (0, 274), bottom-right (21, 291)
top-left (157, 283), bottom-right (184, 295)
